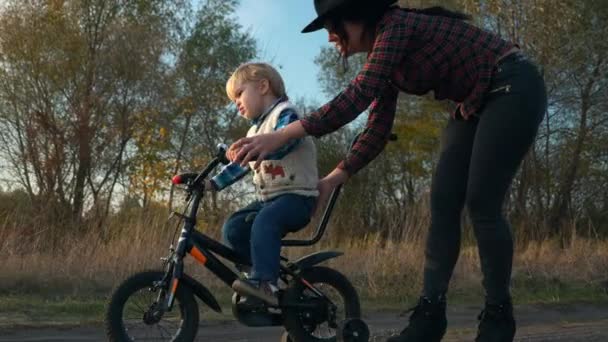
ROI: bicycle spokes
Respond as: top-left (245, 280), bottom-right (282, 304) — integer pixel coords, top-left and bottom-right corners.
top-left (299, 282), bottom-right (344, 338)
top-left (122, 285), bottom-right (184, 341)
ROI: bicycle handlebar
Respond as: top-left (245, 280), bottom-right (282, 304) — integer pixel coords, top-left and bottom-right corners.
top-left (191, 144), bottom-right (229, 187)
top-left (175, 132), bottom-right (397, 188)
top-left (172, 144), bottom-right (229, 190)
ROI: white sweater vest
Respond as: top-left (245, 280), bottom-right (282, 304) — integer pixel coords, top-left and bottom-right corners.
top-left (247, 101), bottom-right (319, 201)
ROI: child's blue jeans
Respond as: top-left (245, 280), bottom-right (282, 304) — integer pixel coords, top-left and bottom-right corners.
top-left (222, 193), bottom-right (316, 282)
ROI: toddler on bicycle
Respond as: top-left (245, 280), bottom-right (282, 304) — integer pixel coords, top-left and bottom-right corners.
top-left (206, 62), bottom-right (318, 308)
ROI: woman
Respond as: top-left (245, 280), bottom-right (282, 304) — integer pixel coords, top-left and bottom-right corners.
top-left (231, 1), bottom-right (547, 341)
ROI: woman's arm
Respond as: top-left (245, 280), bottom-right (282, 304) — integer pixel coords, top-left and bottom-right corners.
top-left (234, 14), bottom-right (410, 168)
top-left (337, 83), bottom-right (399, 175)
top-left (312, 85), bottom-right (398, 212)
top-left (300, 18), bottom-right (410, 138)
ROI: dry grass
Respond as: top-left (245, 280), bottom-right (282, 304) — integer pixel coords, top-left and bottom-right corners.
top-left (1, 205), bottom-right (607, 307)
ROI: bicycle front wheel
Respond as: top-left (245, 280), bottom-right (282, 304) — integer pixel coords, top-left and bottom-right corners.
top-left (105, 270), bottom-right (199, 342)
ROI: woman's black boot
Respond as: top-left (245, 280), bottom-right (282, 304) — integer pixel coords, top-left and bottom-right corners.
top-left (387, 295), bottom-right (447, 342)
top-left (475, 300), bottom-right (516, 342)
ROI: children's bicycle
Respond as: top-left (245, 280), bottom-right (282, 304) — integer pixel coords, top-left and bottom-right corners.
top-left (104, 143), bottom-right (371, 342)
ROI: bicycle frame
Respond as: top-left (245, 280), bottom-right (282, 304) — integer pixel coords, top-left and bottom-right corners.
top-left (160, 152), bottom-right (344, 313)
top-left (161, 132), bottom-right (398, 312)
top-left (162, 155), bottom-right (239, 310)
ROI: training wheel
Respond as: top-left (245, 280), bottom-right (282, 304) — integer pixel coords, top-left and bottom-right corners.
top-left (280, 331), bottom-right (293, 342)
top-left (337, 318), bottom-right (370, 342)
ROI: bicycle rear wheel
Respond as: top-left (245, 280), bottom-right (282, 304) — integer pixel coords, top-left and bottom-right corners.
top-left (282, 266), bottom-right (361, 341)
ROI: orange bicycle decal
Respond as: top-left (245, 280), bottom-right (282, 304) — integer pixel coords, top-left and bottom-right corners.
top-left (171, 278), bottom-right (179, 294)
top-left (189, 246), bottom-right (207, 265)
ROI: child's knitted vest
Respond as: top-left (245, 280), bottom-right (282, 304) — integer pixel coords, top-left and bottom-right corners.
top-left (247, 101), bottom-right (319, 201)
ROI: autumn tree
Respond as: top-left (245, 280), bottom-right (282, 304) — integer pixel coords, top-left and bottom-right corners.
top-left (459, 0), bottom-right (608, 240)
top-left (0, 0), bottom-right (190, 226)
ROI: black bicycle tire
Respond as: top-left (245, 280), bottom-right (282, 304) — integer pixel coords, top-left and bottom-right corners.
top-left (283, 266), bottom-right (361, 342)
top-left (105, 270), bottom-right (199, 342)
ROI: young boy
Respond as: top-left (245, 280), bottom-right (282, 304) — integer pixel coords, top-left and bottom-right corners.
top-left (206, 62), bottom-right (318, 308)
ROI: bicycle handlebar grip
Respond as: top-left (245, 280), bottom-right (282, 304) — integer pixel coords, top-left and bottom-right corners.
top-left (216, 143), bottom-right (230, 165)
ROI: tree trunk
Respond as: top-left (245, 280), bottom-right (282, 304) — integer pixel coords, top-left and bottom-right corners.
top-left (169, 110), bottom-right (193, 212)
top-left (548, 59), bottom-right (601, 243)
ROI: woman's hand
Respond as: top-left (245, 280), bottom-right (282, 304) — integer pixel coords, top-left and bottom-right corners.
top-left (233, 121), bottom-right (308, 168)
top-left (232, 131), bottom-right (287, 168)
top-left (313, 178), bottom-right (334, 216)
top-left (312, 168), bottom-right (350, 216)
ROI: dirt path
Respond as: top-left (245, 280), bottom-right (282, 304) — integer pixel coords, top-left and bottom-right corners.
top-left (1, 303), bottom-right (607, 341)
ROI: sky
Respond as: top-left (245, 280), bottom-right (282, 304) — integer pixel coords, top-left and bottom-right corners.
top-left (234, 0), bottom-right (331, 104)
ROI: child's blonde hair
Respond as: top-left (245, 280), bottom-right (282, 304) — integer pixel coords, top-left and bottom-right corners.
top-left (226, 62), bottom-right (287, 101)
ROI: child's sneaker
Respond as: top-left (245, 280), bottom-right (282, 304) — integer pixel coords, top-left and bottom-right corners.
top-left (232, 279), bottom-right (279, 308)
top-left (235, 264), bottom-right (252, 278)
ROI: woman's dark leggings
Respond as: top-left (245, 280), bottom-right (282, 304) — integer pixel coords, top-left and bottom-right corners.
top-left (423, 54), bottom-right (547, 305)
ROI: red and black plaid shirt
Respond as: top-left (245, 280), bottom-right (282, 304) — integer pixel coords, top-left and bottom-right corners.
top-left (300, 7), bottom-right (514, 175)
